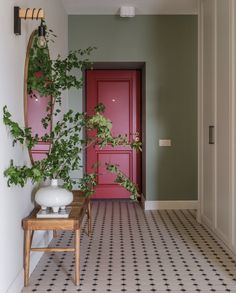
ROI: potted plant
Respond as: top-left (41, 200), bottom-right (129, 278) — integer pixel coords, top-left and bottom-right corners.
top-left (3, 28), bottom-right (141, 214)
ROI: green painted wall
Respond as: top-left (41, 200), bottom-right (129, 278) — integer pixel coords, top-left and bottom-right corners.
top-left (68, 15), bottom-right (198, 201)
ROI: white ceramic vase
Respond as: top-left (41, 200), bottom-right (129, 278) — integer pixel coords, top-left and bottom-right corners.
top-left (35, 179), bottom-right (73, 213)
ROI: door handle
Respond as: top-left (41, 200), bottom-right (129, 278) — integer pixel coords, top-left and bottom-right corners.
top-left (209, 125), bottom-right (215, 144)
top-left (130, 132), bottom-right (140, 142)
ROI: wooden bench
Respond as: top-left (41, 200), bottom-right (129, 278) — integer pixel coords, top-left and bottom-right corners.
top-left (22, 191), bottom-right (91, 287)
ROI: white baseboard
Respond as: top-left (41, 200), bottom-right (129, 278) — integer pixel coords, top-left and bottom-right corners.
top-left (200, 214), bottom-right (236, 260)
top-left (144, 200), bottom-right (198, 210)
top-left (201, 214), bottom-right (214, 229)
top-left (6, 231), bottom-right (52, 293)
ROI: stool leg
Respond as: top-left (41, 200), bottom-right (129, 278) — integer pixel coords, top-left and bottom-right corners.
top-left (53, 230), bottom-right (58, 238)
top-left (75, 229), bottom-right (80, 286)
top-left (24, 229), bottom-right (32, 287)
top-left (30, 231), bottom-right (34, 247)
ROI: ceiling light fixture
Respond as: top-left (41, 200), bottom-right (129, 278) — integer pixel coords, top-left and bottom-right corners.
top-left (120, 6), bottom-right (135, 18)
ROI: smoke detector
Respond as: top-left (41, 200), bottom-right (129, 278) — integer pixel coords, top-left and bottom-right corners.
top-left (120, 6), bottom-right (135, 17)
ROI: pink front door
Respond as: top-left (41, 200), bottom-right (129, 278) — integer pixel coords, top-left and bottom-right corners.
top-left (86, 70), bottom-right (141, 198)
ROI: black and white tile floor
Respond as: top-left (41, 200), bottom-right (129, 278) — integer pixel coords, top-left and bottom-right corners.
top-left (22, 200), bottom-right (236, 292)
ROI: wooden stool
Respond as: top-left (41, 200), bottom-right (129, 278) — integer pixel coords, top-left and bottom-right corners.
top-left (22, 193), bottom-right (91, 287)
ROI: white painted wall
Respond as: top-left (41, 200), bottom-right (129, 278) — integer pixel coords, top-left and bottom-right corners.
top-left (199, 0), bottom-right (236, 253)
top-left (0, 1), bottom-right (68, 292)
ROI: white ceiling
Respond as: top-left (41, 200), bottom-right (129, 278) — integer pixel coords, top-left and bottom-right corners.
top-left (62, 0), bottom-right (198, 15)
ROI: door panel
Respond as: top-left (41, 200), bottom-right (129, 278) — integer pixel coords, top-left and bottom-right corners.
top-left (216, 0), bottom-right (230, 240)
top-left (97, 152), bottom-right (130, 184)
top-left (27, 93), bottom-right (52, 162)
top-left (202, 0), bottom-right (216, 223)
top-left (98, 81), bottom-right (130, 136)
top-left (86, 70), bottom-right (141, 198)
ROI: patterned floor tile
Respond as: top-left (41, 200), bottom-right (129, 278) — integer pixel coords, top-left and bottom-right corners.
top-left (21, 201), bottom-right (236, 292)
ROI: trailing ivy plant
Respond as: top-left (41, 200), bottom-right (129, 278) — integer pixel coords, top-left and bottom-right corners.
top-left (106, 164), bottom-right (139, 201)
top-left (3, 28), bottom-right (142, 201)
top-left (3, 105), bottom-right (141, 200)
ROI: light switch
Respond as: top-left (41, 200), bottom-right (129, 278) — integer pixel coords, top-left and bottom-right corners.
top-left (159, 139), bottom-right (171, 147)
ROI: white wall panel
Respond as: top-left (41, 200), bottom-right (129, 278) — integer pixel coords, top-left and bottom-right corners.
top-left (215, 0), bottom-right (231, 242)
top-left (200, 0), bottom-right (236, 252)
top-left (231, 0), bottom-right (236, 249)
top-left (202, 0), bottom-right (216, 225)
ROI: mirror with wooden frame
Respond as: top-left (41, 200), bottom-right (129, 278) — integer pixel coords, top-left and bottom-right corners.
top-left (24, 30), bottom-right (52, 164)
